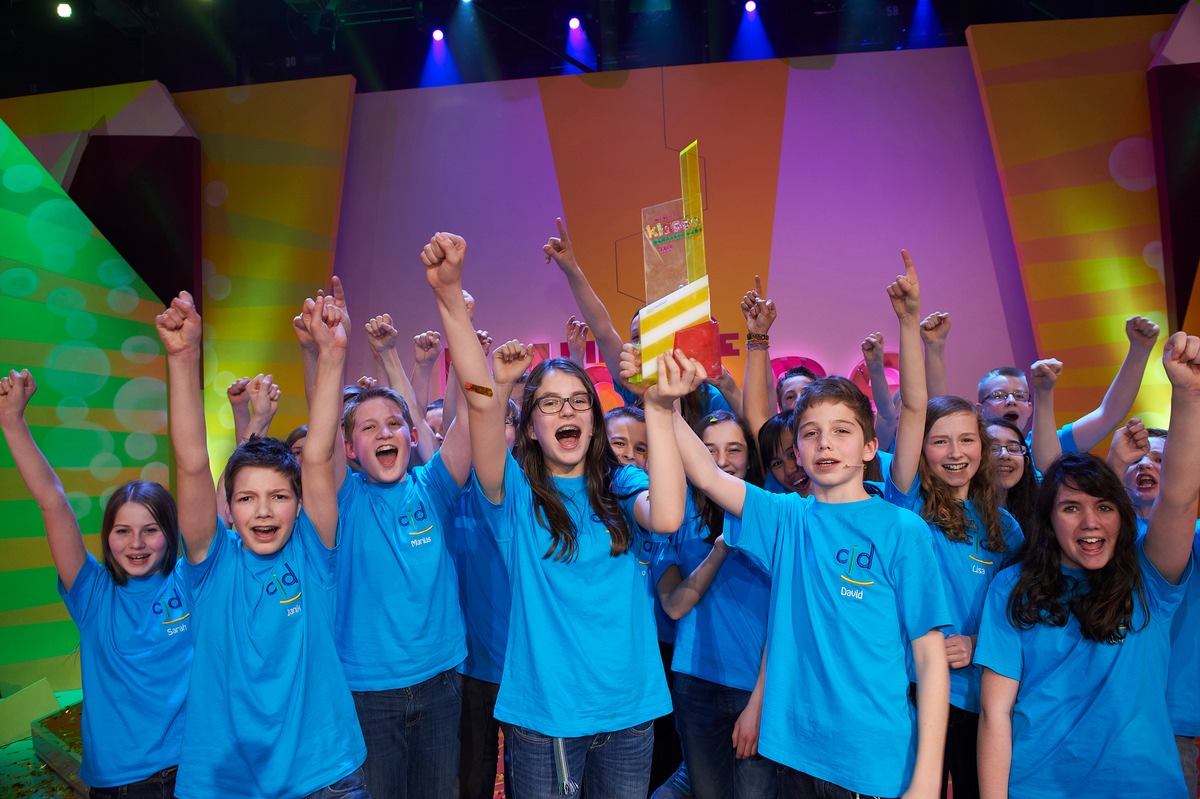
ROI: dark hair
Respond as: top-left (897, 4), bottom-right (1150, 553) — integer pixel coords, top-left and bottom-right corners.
top-left (515, 358), bottom-right (630, 562)
top-left (223, 436), bottom-right (302, 506)
top-left (100, 481), bottom-right (180, 585)
top-left (1146, 427), bottom-right (1168, 440)
top-left (757, 410), bottom-right (794, 475)
top-left (977, 366), bottom-right (1027, 402)
top-left (917, 396), bottom-right (1006, 552)
top-left (604, 405), bottom-right (645, 425)
top-left (342, 386), bottom-right (414, 438)
top-left (694, 411), bottom-right (764, 544)
top-left (426, 398), bottom-right (444, 412)
top-left (775, 366), bottom-right (818, 407)
top-left (1007, 453), bottom-right (1146, 643)
top-left (791, 376), bottom-right (877, 446)
top-left (986, 417), bottom-right (1036, 535)
top-left (285, 425), bottom-right (308, 450)
top-left (505, 398), bottom-right (520, 425)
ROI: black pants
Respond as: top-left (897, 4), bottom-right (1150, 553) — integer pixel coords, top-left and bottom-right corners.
top-left (941, 705), bottom-right (979, 799)
top-left (459, 675), bottom-right (503, 799)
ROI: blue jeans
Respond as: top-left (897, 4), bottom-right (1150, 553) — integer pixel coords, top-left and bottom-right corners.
top-left (89, 767), bottom-right (177, 799)
top-left (503, 720), bottom-right (655, 799)
top-left (301, 768), bottom-right (372, 799)
top-left (779, 768), bottom-right (894, 799)
top-left (672, 673), bottom-right (778, 799)
top-left (352, 670), bottom-right (462, 799)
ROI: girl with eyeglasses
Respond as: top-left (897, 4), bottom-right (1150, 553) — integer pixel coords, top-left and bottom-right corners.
top-left (986, 417), bottom-right (1038, 536)
top-left (886, 393), bottom-right (1023, 799)
top-left (422, 232), bottom-right (690, 799)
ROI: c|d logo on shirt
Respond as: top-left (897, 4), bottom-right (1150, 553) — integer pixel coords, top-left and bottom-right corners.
top-left (400, 502), bottom-right (433, 536)
top-left (836, 543), bottom-right (876, 587)
top-left (153, 586), bottom-right (190, 625)
top-left (967, 530), bottom-right (994, 566)
top-left (265, 563), bottom-right (302, 604)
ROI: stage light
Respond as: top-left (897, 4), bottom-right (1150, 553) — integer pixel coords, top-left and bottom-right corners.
top-left (56, 3), bottom-right (72, 17)
top-left (432, 28), bottom-right (444, 41)
top-left (745, 1), bottom-right (756, 12)
top-left (569, 17), bottom-right (581, 30)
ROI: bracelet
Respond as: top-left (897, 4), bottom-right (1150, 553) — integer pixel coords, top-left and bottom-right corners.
top-left (746, 340), bottom-right (770, 352)
top-left (746, 333), bottom-right (769, 343)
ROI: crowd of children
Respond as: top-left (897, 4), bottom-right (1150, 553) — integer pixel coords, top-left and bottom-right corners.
top-left (2, 221), bottom-right (1199, 799)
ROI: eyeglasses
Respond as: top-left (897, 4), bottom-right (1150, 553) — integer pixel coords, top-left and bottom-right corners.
top-left (534, 392), bottom-right (593, 414)
top-left (983, 389), bottom-right (1030, 403)
top-left (504, 417), bottom-right (516, 426)
top-left (990, 443), bottom-right (1028, 457)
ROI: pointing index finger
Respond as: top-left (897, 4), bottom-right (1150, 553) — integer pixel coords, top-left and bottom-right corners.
top-left (556, 217), bottom-right (568, 240)
top-left (754, 274), bottom-right (762, 297)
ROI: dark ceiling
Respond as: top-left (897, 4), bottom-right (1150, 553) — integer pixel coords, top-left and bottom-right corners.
top-left (0, 0), bottom-right (1184, 98)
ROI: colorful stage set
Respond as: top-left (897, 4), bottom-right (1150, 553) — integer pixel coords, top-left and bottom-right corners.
top-left (0, 9), bottom-right (1198, 694)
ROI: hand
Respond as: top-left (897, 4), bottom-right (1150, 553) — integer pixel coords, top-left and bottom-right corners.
top-left (543, 217), bottom-right (579, 272)
top-left (155, 291), bottom-right (202, 356)
top-left (646, 349), bottom-right (706, 408)
top-left (944, 633), bottom-right (975, 670)
top-left (413, 331), bottom-right (443, 366)
top-left (492, 340), bottom-right (533, 386)
top-left (293, 296), bottom-right (316, 349)
top-left (0, 369), bottom-right (36, 426)
top-left (356, 375), bottom-right (378, 390)
top-left (617, 343), bottom-right (647, 397)
top-left (1162, 331), bottom-right (1200, 393)
top-left (227, 377), bottom-right (252, 411)
top-left (919, 312), bottom-right (951, 350)
top-left (247, 374), bottom-right (280, 421)
top-left (706, 366), bottom-right (736, 391)
top-left (566, 315), bottom-right (589, 360)
top-left (365, 313), bottom-right (399, 354)
top-left (1108, 417), bottom-right (1149, 472)
top-left (1029, 358), bottom-right (1063, 391)
top-left (309, 295), bottom-right (348, 353)
top-left (421, 232), bottom-right (467, 292)
top-left (475, 329), bottom-right (494, 358)
top-left (860, 332), bottom-right (885, 371)
top-left (740, 275), bottom-right (776, 335)
top-left (731, 690), bottom-right (761, 759)
top-left (462, 290), bottom-right (476, 323)
top-left (886, 250), bottom-right (920, 320)
top-left (1126, 315), bottom-right (1160, 352)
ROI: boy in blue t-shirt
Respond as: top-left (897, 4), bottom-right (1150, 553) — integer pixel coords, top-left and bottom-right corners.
top-left (656, 253), bottom-right (951, 798)
top-left (159, 290), bottom-right (367, 799)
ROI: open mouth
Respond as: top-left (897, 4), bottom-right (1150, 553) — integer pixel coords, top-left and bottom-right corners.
top-left (376, 445), bottom-right (399, 469)
top-left (1003, 412), bottom-right (1020, 423)
top-left (813, 458), bottom-right (838, 471)
top-left (943, 463), bottom-right (969, 474)
top-left (251, 525), bottom-right (279, 542)
top-left (555, 426), bottom-right (582, 449)
top-left (995, 463), bottom-right (1015, 474)
top-left (1078, 537), bottom-right (1105, 557)
top-left (1136, 473), bottom-right (1157, 489)
top-left (126, 553), bottom-right (151, 564)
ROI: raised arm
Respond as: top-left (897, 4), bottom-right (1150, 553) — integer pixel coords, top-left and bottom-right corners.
top-left (1028, 358), bottom-right (1063, 471)
top-left (1067, 315), bottom-right (1159, 451)
top-left (1104, 417), bottom-right (1148, 478)
top-left (861, 331), bottom-right (897, 449)
top-left (157, 292), bottom-right (217, 563)
top-left (301, 296), bottom-right (348, 548)
top-left (424, 233), bottom-right (508, 503)
top-left (0, 370), bottom-right (88, 590)
top-left (637, 350), bottom-right (700, 534)
top-left (887, 250), bottom-right (927, 494)
top-left (411, 330), bottom-right (442, 414)
top-left (919, 312), bottom-right (951, 399)
top-left (978, 668), bottom-right (1018, 799)
top-left (566, 315), bottom-right (589, 367)
top-left (545, 217), bottom-right (629, 385)
top-left (366, 313), bottom-right (439, 464)
top-left (740, 276), bottom-right (777, 436)
top-left (1144, 331), bottom-right (1200, 584)
top-left (227, 377), bottom-right (252, 443)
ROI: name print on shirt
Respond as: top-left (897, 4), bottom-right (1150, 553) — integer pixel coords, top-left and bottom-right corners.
top-left (836, 543), bottom-right (877, 600)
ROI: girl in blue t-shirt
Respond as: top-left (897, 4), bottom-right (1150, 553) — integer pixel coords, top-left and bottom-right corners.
top-left (976, 332), bottom-right (1200, 799)
top-left (422, 231), bottom-right (690, 799)
top-left (655, 410), bottom-right (776, 799)
top-left (0, 368), bottom-right (192, 799)
top-left (885, 393), bottom-right (1021, 799)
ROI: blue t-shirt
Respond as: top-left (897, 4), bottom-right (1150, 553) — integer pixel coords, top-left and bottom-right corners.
top-left (645, 530), bottom-right (678, 645)
top-left (615, 380), bottom-right (731, 414)
top-left (335, 453), bottom-right (466, 690)
top-left (471, 451), bottom-right (672, 736)
top-left (885, 472), bottom-right (1024, 712)
top-left (1136, 517), bottom-right (1200, 737)
top-left (455, 480), bottom-right (511, 685)
top-left (659, 496), bottom-right (769, 691)
top-left (58, 554), bottom-right (192, 788)
top-left (176, 518), bottom-right (366, 799)
top-left (975, 543), bottom-right (1190, 799)
top-left (728, 486), bottom-right (951, 797)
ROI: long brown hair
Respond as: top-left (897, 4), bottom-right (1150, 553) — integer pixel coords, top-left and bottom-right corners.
top-left (514, 359), bottom-right (630, 562)
top-left (1007, 453), bottom-right (1146, 643)
top-left (692, 411), bottom-right (764, 544)
top-left (917, 395), bottom-right (1007, 552)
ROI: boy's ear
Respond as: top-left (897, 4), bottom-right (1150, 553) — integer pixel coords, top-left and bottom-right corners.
top-left (408, 425), bottom-right (418, 446)
top-left (861, 436), bottom-right (879, 463)
top-left (974, 402), bottom-right (985, 415)
top-left (343, 437), bottom-right (357, 462)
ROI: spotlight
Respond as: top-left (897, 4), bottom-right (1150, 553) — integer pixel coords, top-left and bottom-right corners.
top-left (568, 17), bottom-right (581, 30)
top-left (745, 1), bottom-right (756, 11)
top-left (56, 3), bottom-right (72, 17)
top-left (432, 28), bottom-right (444, 41)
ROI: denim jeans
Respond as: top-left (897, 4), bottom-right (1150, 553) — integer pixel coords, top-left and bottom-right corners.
top-left (503, 720), bottom-right (655, 799)
top-left (459, 675), bottom-right (502, 799)
top-left (301, 768), bottom-right (372, 799)
top-left (779, 768), bottom-right (894, 799)
top-left (89, 767), bottom-right (177, 799)
top-left (352, 670), bottom-right (462, 799)
top-left (672, 673), bottom-right (778, 799)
